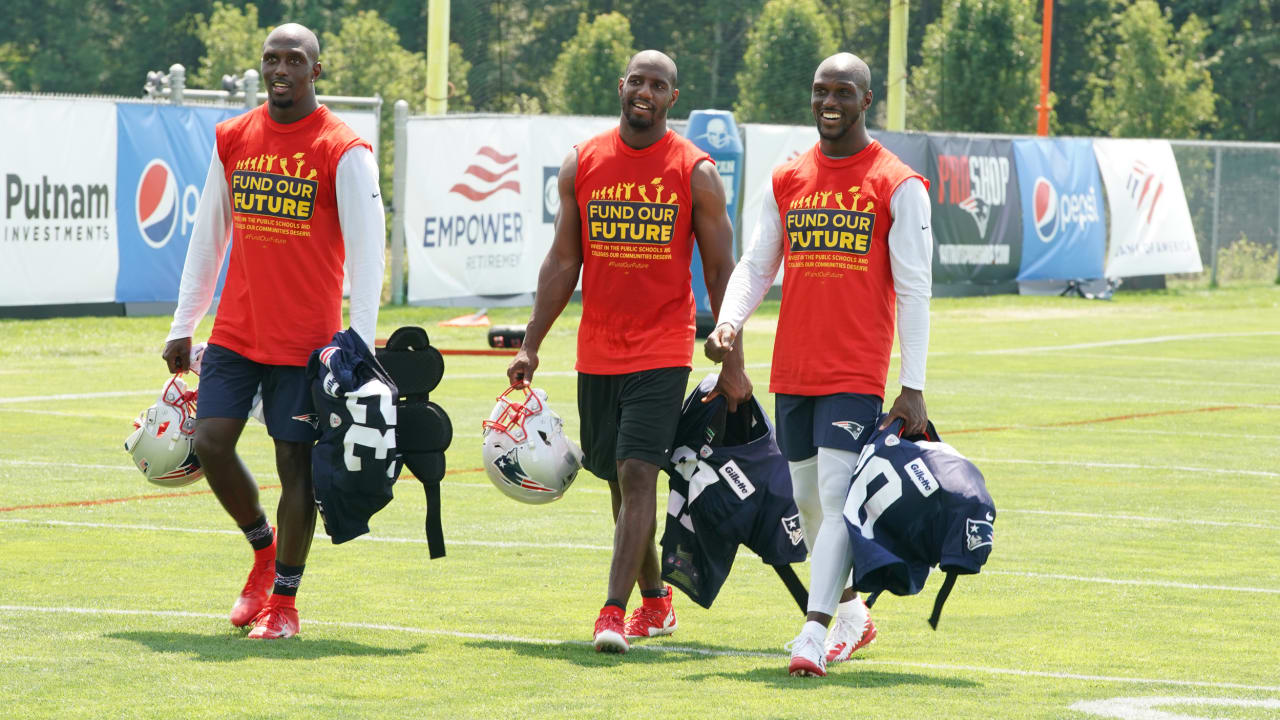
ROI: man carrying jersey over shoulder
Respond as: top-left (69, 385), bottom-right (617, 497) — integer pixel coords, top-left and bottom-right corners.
top-left (705, 53), bottom-right (934, 677)
top-left (507, 50), bottom-right (751, 656)
top-left (160, 23), bottom-right (385, 640)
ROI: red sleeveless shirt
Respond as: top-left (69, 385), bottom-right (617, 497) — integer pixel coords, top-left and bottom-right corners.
top-left (573, 128), bottom-right (711, 374)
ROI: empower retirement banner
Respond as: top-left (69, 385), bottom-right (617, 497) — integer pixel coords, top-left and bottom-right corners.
top-left (1092, 139), bottom-right (1202, 277)
top-left (1, 97), bottom-right (119, 306)
top-left (403, 115), bottom-right (615, 303)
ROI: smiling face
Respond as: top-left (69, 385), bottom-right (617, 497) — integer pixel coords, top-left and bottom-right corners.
top-left (811, 62), bottom-right (870, 143)
top-left (618, 52), bottom-right (678, 131)
top-left (260, 24), bottom-right (321, 121)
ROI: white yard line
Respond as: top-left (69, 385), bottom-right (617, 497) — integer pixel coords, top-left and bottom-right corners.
top-left (3, 518), bottom-right (1276, 594)
top-left (969, 331), bottom-right (1280, 355)
top-left (969, 457), bottom-right (1280, 478)
top-left (0, 603), bottom-right (1276, 693)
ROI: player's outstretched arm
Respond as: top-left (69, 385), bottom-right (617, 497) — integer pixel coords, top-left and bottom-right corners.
top-left (705, 180), bottom-right (784, 364)
top-left (336, 145), bottom-right (387, 350)
top-left (690, 160), bottom-right (751, 410)
top-left (508, 149), bottom-right (583, 387)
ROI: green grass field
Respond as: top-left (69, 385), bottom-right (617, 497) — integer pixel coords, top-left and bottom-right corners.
top-left (1, 285), bottom-right (1278, 720)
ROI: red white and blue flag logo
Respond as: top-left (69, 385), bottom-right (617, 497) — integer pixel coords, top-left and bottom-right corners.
top-left (1032, 177), bottom-right (1059, 243)
top-left (449, 146), bottom-right (520, 202)
top-left (136, 159), bottom-right (180, 249)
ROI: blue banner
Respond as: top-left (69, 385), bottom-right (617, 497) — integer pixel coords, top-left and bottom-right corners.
top-left (1013, 138), bottom-right (1105, 282)
top-left (115, 104), bottom-right (243, 302)
top-left (685, 110), bottom-right (744, 318)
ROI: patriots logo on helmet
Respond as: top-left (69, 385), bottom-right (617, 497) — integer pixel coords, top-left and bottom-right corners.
top-left (965, 517), bottom-right (994, 551)
top-left (494, 448), bottom-right (554, 494)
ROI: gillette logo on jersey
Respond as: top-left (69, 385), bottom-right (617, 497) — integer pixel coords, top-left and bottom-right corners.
top-left (784, 188), bottom-right (876, 267)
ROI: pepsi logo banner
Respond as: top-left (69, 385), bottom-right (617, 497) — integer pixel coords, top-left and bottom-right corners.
top-left (1, 98), bottom-right (119, 306)
top-left (1092, 139), bottom-right (1202, 277)
top-left (926, 136), bottom-right (1022, 290)
top-left (115, 103), bottom-right (241, 303)
top-left (404, 115), bottom-right (615, 303)
top-left (1012, 138), bottom-right (1105, 282)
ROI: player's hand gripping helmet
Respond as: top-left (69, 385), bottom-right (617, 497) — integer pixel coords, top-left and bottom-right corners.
top-left (481, 384), bottom-right (583, 504)
top-left (124, 374), bottom-right (204, 488)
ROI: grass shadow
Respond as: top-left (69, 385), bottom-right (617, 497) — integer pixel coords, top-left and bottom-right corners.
top-left (686, 662), bottom-right (983, 690)
top-left (106, 630), bottom-right (427, 662)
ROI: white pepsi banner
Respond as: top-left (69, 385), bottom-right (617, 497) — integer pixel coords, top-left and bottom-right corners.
top-left (1093, 139), bottom-right (1202, 277)
top-left (403, 115), bottom-right (615, 302)
top-left (1, 98), bottom-right (119, 306)
top-left (740, 124), bottom-right (818, 287)
top-left (1013, 138), bottom-right (1105, 281)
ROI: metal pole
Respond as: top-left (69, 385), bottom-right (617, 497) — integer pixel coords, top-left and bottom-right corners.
top-left (887, 0), bottom-right (908, 131)
top-left (1209, 145), bottom-right (1222, 288)
top-left (169, 63), bottom-right (185, 105)
top-left (391, 100), bottom-right (409, 305)
top-left (243, 69), bottom-right (259, 109)
top-left (426, 0), bottom-right (450, 116)
top-left (1036, 0), bottom-right (1053, 135)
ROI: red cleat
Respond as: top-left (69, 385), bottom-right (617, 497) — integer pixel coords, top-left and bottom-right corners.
top-left (787, 632), bottom-right (827, 677)
top-left (592, 606), bottom-right (628, 654)
top-left (230, 539), bottom-right (275, 628)
top-left (246, 599), bottom-right (299, 639)
top-left (825, 614), bottom-right (877, 663)
top-left (625, 587), bottom-right (677, 639)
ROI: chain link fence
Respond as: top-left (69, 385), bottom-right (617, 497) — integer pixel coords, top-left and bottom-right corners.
top-left (1172, 139), bottom-right (1280, 286)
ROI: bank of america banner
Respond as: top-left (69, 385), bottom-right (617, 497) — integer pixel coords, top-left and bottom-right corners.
top-left (926, 135), bottom-right (1022, 288)
top-left (1092, 139), bottom-right (1202, 277)
top-left (1013, 138), bottom-right (1105, 282)
top-left (1, 98), bottom-right (119, 306)
top-left (403, 115), bottom-right (615, 303)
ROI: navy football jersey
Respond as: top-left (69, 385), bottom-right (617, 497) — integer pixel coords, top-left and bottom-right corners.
top-left (843, 418), bottom-right (995, 603)
top-left (307, 329), bottom-right (402, 544)
top-left (661, 375), bottom-right (807, 609)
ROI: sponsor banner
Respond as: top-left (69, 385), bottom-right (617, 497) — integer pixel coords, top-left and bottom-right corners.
top-left (872, 130), bottom-right (930, 178)
top-left (1, 97), bottom-right (118, 306)
top-left (403, 115), bottom-right (615, 302)
top-left (116, 103), bottom-right (241, 302)
top-left (1092, 139), bottom-right (1202, 277)
top-left (1012, 138), bottom-right (1105, 282)
top-left (926, 135), bottom-right (1022, 287)
top-left (740, 124), bottom-right (818, 287)
top-left (329, 109), bottom-right (379, 155)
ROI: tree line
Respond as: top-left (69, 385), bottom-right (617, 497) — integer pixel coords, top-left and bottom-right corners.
top-left (1, 0), bottom-right (1274, 141)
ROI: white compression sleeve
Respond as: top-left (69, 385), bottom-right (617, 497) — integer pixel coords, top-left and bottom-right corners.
top-left (335, 146), bottom-right (385, 350)
top-left (787, 456), bottom-right (820, 553)
top-left (888, 177), bottom-right (933, 390)
top-left (718, 182), bottom-right (784, 331)
top-left (168, 145), bottom-right (232, 342)
top-left (806, 446), bottom-right (860, 616)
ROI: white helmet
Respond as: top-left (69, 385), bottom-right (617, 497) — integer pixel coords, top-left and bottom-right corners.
top-left (481, 385), bottom-right (583, 504)
top-left (124, 375), bottom-right (204, 488)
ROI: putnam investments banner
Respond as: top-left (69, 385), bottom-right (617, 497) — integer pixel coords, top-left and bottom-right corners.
top-left (1093, 139), bottom-right (1202, 277)
top-left (403, 115), bottom-right (615, 303)
top-left (1, 98), bottom-right (118, 306)
top-left (925, 136), bottom-right (1022, 290)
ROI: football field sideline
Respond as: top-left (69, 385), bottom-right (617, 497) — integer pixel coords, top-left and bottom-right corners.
top-left (2, 603), bottom-right (1278, 694)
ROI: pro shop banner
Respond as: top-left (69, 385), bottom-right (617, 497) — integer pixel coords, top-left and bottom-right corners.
top-left (925, 135), bottom-right (1022, 291)
top-left (116, 103), bottom-right (240, 303)
top-left (1012, 138), bottom-right (1105, 282)
top-left (1092, 139), bottom-right (1202, 277)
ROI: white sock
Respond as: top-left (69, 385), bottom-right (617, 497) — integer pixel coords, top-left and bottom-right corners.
top-left (836, 596), bottom-right (867, 624)
top-left (803, 621), bottom-right (827, 644)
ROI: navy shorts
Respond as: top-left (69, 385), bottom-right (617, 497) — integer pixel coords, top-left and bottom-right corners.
top-left (774, 392), bottom-right (882, 461)
top-left (197, 343), bottom-right (318, 444)
top-left (577, 367), bottom-right (691, 482)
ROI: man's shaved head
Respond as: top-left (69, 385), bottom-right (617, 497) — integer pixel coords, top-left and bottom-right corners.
top-left (625, 49), bottom-right (678, 87)
top-left (265, 23), bottom-right (320, 63)
top-left (815, 52), bottom-right (871, 92)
